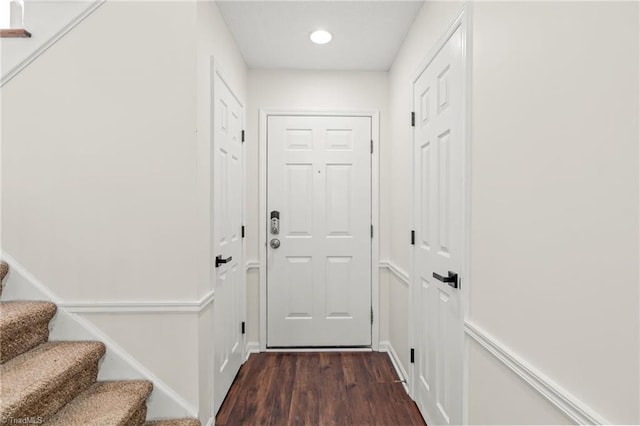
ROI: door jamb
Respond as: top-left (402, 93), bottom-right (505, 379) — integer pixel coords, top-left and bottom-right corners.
top-left (407, 6), bottom-right (472, 424)
top-left (259, 109), bottom-right (381, 351)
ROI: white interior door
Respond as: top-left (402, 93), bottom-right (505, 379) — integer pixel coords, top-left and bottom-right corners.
top-left (267, 115), bottom-right (372, 347)
top-left (412, 24), bottom-right (465, 425)
top-left (212, 68), bottom-right (244, 414)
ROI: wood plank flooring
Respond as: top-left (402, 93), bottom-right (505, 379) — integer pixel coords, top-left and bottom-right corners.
top-left (216, 352), bottom-right (426, 426)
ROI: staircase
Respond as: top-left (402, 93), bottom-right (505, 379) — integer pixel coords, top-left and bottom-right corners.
top-left (0, 261), bottom-right (200, 426)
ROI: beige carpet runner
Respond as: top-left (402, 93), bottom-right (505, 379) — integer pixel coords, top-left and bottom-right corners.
top-left (0, 261), bottom-right (200, 426)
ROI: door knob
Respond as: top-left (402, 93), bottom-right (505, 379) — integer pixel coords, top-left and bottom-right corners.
top-left (432, 271), bottom-right (459, 289)
top-left (215, 255), bottom-right (232, 268)
top-left (270, 239), bottom-right (281, 249)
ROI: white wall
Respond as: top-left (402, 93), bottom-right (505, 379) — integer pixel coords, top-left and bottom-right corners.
top-left (194, 0), bottom-right (247, 298)
top-left (3, 1), bottom-right (637, 423)
top-left (81, 312), bottom-right (200, 406)
top-left (2, 1), bottom-right (200, 302)
top-left (468, 2), bottom-right (639, 424)
top-left (390, 1), bottom-right (639, 424)
top-left (467, 338), bottom-right (572, 425)
top-left (388, 0), bottom-right (464, 378)
top-left (0, 0), bottom-right (9, 28)
top-left (246, 267), bottom-right (260, 342)
top-left (2, 0), bottom-right (202, 413)
top-left (1, 1), bottom-right (247, 422)
top-left (1, 0), bottom-right (102, 85)
top-left (195, 1), bottom-right (247, 422)
top-left (245, 69), bottom-right (390, 343)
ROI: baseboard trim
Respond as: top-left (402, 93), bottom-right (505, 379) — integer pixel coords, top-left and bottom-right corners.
top-left (245, 341), bottom-right (260, 361)
top-left (379, 260), bottom-right (410, 287)
top-left (464, 321), bottom-right (608, 425)
top-left (1, 0), bottom-right (107, 87)
top-left (265, 347), bottom-right (372, 353)
top-left (379, 340), bottom-right (410, 394)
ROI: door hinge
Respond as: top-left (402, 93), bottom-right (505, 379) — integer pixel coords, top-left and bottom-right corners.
top-left (371, 225), bottom-right (374, 238)
top-left (411, 230), bottom-right (415, 245)
top-left (241, 321), bottom-right (245, 335)
top-left (371, 308), bottom-right (374, 324)
top-left (241, 225), bottom-right (245, 238)
top-left (411, 112), bottom-right (415, 127)
top-left (241, 130), bottom-right (245, 142)
top-left (371, 140), bottom-right (373, 154)
top-left (410, 348), bottom-right (415, 363)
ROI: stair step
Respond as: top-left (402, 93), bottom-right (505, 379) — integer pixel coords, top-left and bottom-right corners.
top-left (0, 261), bottom-right (8, 297)
top-left (0, 341), bottom-right (105, 421)
top-left (0, 261), bottom-right (8, 282)
top-left (145, 419), bottom-right (201, 426)
top-left (0, 301), bottom-right (57, 363)
top-left (47, 380), bottom-right (153, 426)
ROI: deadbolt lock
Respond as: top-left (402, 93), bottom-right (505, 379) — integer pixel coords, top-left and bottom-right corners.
top-left (270, 210), bottom-right (280, 235)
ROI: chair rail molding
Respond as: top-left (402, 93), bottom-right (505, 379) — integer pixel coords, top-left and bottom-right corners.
top-left (379, 260), bottom-right (409, 286)
top-left (0, 253), bottom-right (214, 314)
top-left (245, 260), bottom-right (260, 272)
top-left (58, 292), bottom-right (215, 313)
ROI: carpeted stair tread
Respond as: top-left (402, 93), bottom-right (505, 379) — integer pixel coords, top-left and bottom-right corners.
top-left (145, 419), bottom-right (202, 426)
top-left (0, 301), bottom-right (57, 328)
top-left (0, 261), bottom-right (8, 297)
top-left (0, 261), bottom-right (8, 282)
top-left (1, 341), bottom-right (105, 420)
top-left (0, 301), bottom-right (57, 363)
top-left (47, 380), bottom-right (153, 426)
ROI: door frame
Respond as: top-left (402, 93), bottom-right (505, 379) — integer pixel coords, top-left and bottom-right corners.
top-left (407, 7), bottom-right (472, 424)
top-left (258, 109), bottom-right (380, 351)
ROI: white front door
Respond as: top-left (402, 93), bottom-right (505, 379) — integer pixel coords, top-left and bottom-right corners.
top-left (412, 23), bottom-right (465, 425)
top-left (212, 68), bottom-right (244, 414)
top-left (267, 115), bottom-right (372, 347)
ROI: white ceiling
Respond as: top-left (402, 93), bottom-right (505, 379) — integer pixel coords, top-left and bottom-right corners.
top-left (216, 1), bottom-right (425, 71)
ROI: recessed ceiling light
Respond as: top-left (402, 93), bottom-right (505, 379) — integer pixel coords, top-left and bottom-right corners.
top-left (310, 30), bottom-right (332, 45)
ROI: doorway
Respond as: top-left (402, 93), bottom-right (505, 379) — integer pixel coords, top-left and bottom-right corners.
top-left (259, 111), bottom-right (380, 349)
top-left (410, 11), bottom-right (468, 426)
top-left (211, 62), bottom-right (245, 415)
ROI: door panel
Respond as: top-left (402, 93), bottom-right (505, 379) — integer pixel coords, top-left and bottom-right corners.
top-left (413, 25), bottom-right (464, 425)
top-left (213, 70), bottom-right (244, 415)
top-left (286, 256), bottom-right (313, 318)
top-left (267, 116), bottom-right (372, 347)
top-left (287, 165), bottom-right (313, 235)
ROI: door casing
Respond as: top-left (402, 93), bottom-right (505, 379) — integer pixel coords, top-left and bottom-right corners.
top-left (408, 7), bottom-right (472, 425)
top-left (259, 109), bottom-right (380, 351)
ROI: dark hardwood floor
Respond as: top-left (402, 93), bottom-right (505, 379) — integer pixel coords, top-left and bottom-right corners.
top-left (216, 352), bottom-right (426, 426)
